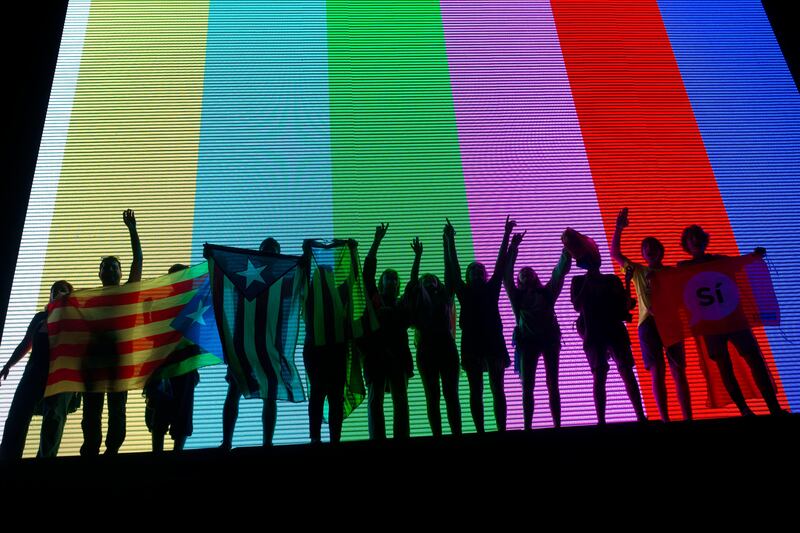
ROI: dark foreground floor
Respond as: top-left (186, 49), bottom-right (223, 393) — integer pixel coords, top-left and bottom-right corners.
top-left (4, 415), bottom-right (798, 495)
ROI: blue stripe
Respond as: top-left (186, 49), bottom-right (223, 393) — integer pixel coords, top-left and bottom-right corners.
top-left (659, 0), bottom-right (800, 411)
top-left (188, 0), bottom-right (333, 448)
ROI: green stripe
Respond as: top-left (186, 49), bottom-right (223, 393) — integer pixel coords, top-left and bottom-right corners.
top-left (327, 1), bottom-right (474, 437)
top-left (264, 279), bottom-right (283, 383)
top-left (243, 290), bottom-right (269, 396)
top-left (156, 352), bottom-right (221, 380)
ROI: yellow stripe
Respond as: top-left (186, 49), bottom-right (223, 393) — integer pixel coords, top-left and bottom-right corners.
top-left (50, 289), bottom-right (196, 321)
top-left (46, 374), bottom-right (155, 395)
top-left (60, 261), bottom-right (208, 302)
top-left (49, 340), bottom-right (181, 372)
top-left (264, 279), bottom-right (283, 380)
top-left (51, 315), bottom-right (178, 345)
top-left (37, 1), bottom-right (209, 314)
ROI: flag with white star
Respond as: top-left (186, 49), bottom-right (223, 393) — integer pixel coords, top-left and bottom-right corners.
top-left (203, 243), bottom-right (305, 402)
top-left (45, 262), bottom-right (224, 395)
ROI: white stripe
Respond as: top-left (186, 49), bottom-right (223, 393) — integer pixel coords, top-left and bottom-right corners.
top-left (0, 1), bottom-right (91, 437)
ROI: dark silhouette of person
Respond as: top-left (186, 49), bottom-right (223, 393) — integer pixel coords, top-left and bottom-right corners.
top-left (505, 233), bottom-right (571, 430)
top-left (302, 238), bottom-right (358, 444)
top-left (361, 223), bottom-right (414, 439)
top-left (444, 217), bottom-right (512, 433)
top-left (567, 230), bottom-right (647, 425)
top-left (220, 237), bottom-right (280, 450)
top-left (144, 264), bottom-right (200, 453)
top-left (409, 236), bottom-right (462, 437)
top-left (611, 208), bottom-right (692, 422)
top-left (80, 209), bottom-right (142, 456)
top-left (678, 224), bottom-right (784, 416)
top-left (0, 281), bottom-right (75, 460)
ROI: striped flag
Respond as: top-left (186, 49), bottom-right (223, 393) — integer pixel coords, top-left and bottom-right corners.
top-left (305, 240), bottom-right (379, 417)
top-left (204, 243), bottom-right (305, 402)
top-left (45, 262), bottom-right (222, 396)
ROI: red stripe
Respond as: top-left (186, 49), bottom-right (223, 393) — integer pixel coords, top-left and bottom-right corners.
top-left (46, 358), bottom-right (167, 387)
top-left (47, 302), bottom-right (188, 335)
top-left (48, 279), bottom-right (196, 311)
top-left (50, 329), bottom-right (182, 358)
top-left (550, 0), bottom-right (781, 418)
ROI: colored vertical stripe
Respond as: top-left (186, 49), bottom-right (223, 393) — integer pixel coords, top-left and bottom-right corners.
top-left (551, 0), bottom-right (786, 418)
top-left (441, 0), bottom-right (632, 426)
top-left (0, 0), bottom-right (91, 446)
top-left (658, 0), bottom-right (800, 412)
top-left (189, 1), bottom-right (333, 448)
top-left (18, 0), bottom-right (210, 456)
top-left (326, 1), bottom-right (476, 437)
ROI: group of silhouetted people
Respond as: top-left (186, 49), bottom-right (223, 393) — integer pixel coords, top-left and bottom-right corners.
top-left (0, 207), bottom-right (788, 459)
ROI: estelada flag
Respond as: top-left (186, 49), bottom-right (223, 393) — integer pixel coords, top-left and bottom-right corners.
top-left (304, 239), bottom-right (379, 418)
top-left (204, 243), bottom-right (306, 402)
top-left (650, 254), bottom-right (779, 348)
top-left (45, 262), bottom-right (222, 396)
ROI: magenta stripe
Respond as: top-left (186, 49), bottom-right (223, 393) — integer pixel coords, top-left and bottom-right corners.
top-left (441, 0), bottom-right (640, 427)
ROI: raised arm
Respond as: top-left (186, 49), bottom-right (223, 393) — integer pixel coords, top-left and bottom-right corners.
top-left (0, 313), bottom-right (42, 385)
top-left (610, 207), bottom-right (632, 269)
top-left (546, 247), bottom-right (572, 298)
top-left (124, 209), bottom-right (143, 283)
top-left (409, 236), bottom-right (422, 285)
top-left (504, 233), bottom-right (521, 294)
top-left (443, 219), bottom-right (464, 295)
top-left (492, 216), bottom-right (515, 280)
top-left (364, 223), bottom-right (388, 297)
top-left (504, 231), bottom-right (525, 314)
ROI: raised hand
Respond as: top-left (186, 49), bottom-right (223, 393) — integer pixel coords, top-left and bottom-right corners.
top-left (504, 215), bottom-right (517, 235)
top-left (123, 209), bottom-right (137, 231)
top-left (411, 236), bottom-right (423, 257)
top-left (754, 246), bottom-right (767, 258)
top-left (510, 231), bottom-right (526, 249)
top-left (444, 218), bottom-right (456, 238)
top-left (374, 223), bottom-right (389, 243)
top-left (616, 208), bottom-right (629, 230)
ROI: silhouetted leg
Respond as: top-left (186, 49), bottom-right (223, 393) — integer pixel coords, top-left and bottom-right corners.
top-left (706, 334), bottom-right (753, 416)
top-left (639, 317), bottom-right (668, 421)
top-left (80, 392), bottom-right (104, 456)
top-left (585, 344), bottom-right (608, 425)
top-left (367, 374), bottom-right (387, 440)
top-left (419, 365), bottom-right (442, 437)
top-left (105, 391), bottom-right (127, 454)
top-left (666, 341), bottom-right (692, 421)
top-left (152, 431), bottom-right (165, 453)
top-left (520, 351), bottom-right (536, 431)
top-left (0, 371), bottom-right (39, 460)
top-left (389, 373), bottom-right (410, 439)
top-left (262, 398), bottom-right (277, 446)
top-left (221, 383), bottom-right (240, 450)
top-left (441, 363), bottom-right (462, 436)
top-left (488, 360), bottom-right (506, 432)
top-left (326, 346), bottom-right (347, 444)
top-left (304, 345), bottom-right (324, 443)
top-left (543, 345), bottom-right (561, 429)
top-left (38, 392), bottom-right (71, 458)
top-left (466, 367), bottom-right (484, 434)
top-left (730, 330), bottom-right (783, 414)
top-left (173, 436), bottom-right (187, 451)
top-left (649, 359), bottom-right (669, 422)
